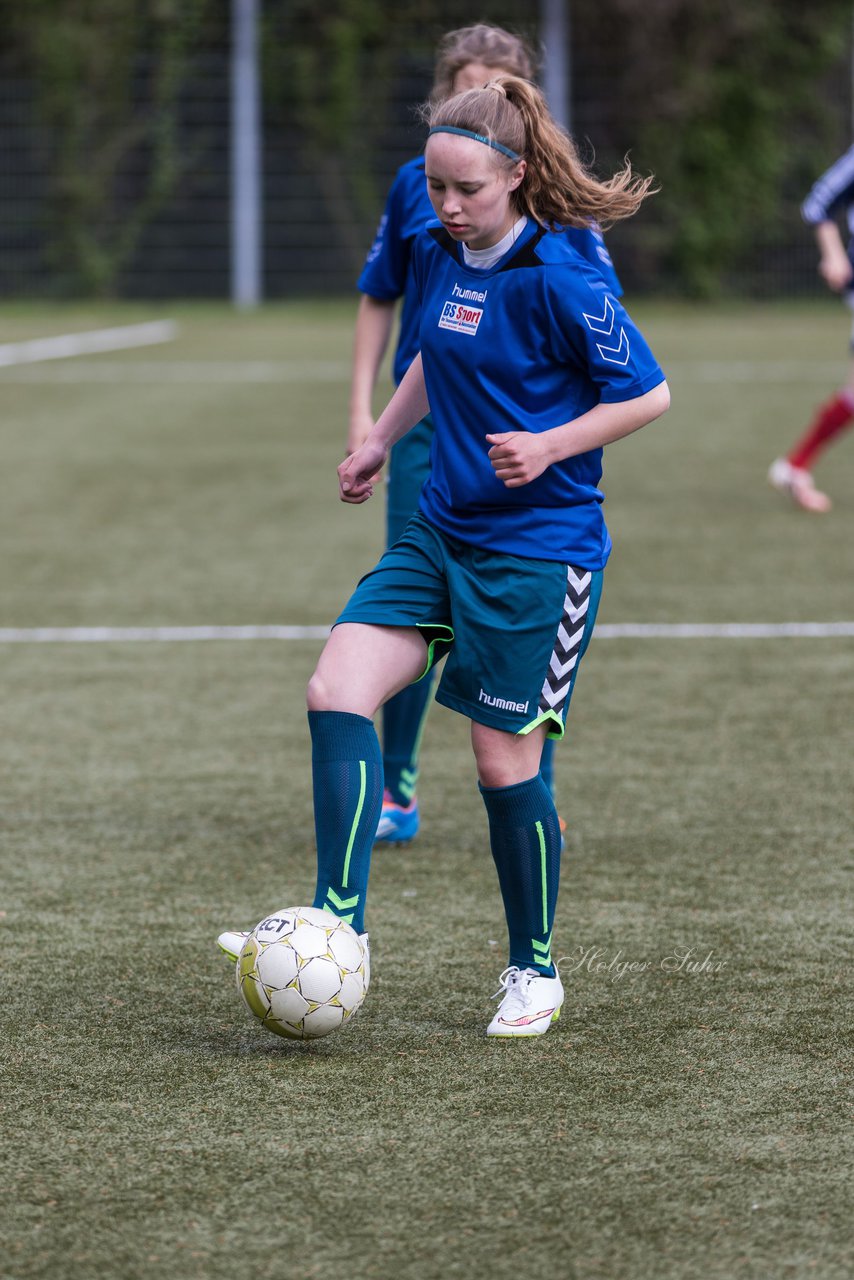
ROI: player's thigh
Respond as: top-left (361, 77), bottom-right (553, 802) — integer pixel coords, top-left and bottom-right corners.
top-left (336, 514), bottom-right (453, 667)
top-left (313, 516), bottom-right (454, 714)
top-left (308, 624), bottom-right (428, 716)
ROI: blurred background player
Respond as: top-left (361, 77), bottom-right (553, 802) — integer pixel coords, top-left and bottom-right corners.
top-left (769, 144), bottom-right (854, 513)
top-left (350, 23), bottom-right (623, 843)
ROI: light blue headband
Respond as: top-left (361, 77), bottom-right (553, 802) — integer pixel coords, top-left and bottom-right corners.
top-left (427, 125), bottom-right (521, 162)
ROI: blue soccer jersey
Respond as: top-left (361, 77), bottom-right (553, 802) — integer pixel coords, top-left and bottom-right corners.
top-left (411, 220), bottom-right (665, 568)
top-left (358, 158), bottom-right (431, 387)
top-left (358, 156), bottom-right (624, 386)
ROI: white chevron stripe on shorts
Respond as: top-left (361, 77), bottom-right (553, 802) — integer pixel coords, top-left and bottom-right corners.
top-left (556, 619), bottom-right (587, 652)
top-left (566, 566), bottom-right (590, 596)
top-left (539, 567), bottom-right (592, 715)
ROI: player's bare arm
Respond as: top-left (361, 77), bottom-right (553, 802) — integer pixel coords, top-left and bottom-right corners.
top-left (348, 295), bottom-right (397, 455)
top-left (814, 221), bottom-right (853, 292)
top-left (339, 353), bottom-right (431, 502)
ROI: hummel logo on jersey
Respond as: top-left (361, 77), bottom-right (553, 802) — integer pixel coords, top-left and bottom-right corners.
top-left (479, 688), bottom-right (529, 714)
top-left (452, 282), bottom-right (487, 303)
top-left (439, 299), bottom-right (483, 335)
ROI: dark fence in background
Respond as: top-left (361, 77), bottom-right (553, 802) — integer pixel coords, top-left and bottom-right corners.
top-left (0, 2), bottom-right (851, 301)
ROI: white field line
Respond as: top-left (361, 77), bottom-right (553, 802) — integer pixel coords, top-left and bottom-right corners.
top-left (595, 622), bottom-right (854, 638)
top-left (0, 625), bottom-right (332, 643)
top-left (0, 622), bottom-right (853, 644)
top-left (0, 358), bottom-right (844, 385)
top-left (666, 360), bottom-right (847, 383)
top-left (0, 321), bottom-right (178, 368)
top-left (0, 359), bottom-right (350, 383)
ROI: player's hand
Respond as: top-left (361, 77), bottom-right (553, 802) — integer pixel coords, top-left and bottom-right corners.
top-left (486, 431), bottom-right (551, 487)
top-left (819, 250), bottom-right (853, 292)
top-left (346, 412), bottom-right (384, 484)
top-left (338, 438), bottom-right (388, 503)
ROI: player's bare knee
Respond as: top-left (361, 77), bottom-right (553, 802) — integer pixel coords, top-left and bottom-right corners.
top-left (472, 722), bottom-right (547, 789)
top-left (307, 664), bottom-right (379, 716)
top-left (306, 667), bottom-right (335, 712)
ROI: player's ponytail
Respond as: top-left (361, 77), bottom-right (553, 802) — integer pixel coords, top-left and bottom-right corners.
top-left (425, 75), bottom-right (656, 231)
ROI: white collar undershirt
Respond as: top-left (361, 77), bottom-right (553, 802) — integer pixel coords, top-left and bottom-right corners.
top-left (461, 217), bottom-right (529, 269)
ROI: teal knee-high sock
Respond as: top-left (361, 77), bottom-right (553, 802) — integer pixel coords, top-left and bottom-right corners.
top-left (539, 736), bottom-right (556, 799)
top-left (309, 710), bottom-right (383, 935)
top-left (382, 672), bottom-right (436, 807)
top-left (479, 774), bottom-right (562, 976)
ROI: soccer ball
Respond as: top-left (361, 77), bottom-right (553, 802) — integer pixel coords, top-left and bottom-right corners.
top-left (236, 906), bottom-right (369, 1040)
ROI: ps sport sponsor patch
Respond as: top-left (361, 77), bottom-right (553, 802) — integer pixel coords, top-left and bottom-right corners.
top-left (438, 299), bottom-right (483, 336)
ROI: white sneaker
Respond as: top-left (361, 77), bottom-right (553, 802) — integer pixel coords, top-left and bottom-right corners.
top-left (216, 927), bottom-right (370, 983)
top-left (217, 930), bottom-right (250, 962)
top-left (486, 966), bottom-right (564, 1038)
top-left (768, 458), bottom-right (832, 513)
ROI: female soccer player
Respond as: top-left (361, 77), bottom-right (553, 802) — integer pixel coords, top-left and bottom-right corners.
top-left (300, 76), bottom-right (669, 1037)
top-left (351, 24), bottom-right (623, 843)
top-left (769, 144), bottom-right (854, 513)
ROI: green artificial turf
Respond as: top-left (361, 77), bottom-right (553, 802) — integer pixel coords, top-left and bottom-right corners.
top-left (1, 301), bottom-right (852, 1280)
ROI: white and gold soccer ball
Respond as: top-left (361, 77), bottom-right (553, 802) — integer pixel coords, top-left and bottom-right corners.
top-left (236, 906), bottom-right (369, 1040)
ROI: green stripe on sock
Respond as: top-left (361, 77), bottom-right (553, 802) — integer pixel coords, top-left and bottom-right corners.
top-left (533, 933), bottom-right (552, 966)
top-left (342, 759), bottom-right (367, 888)
top-left (325, 888), bottom-right (360, 912)
top-left (406, 688), bottom-right (433, 782)
top-left (399, 766), bottom-right (418, 802)
top-left (535, 819), bottom-right (548, 935)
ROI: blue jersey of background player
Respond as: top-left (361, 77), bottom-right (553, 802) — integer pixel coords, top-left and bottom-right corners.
top-left (769, 143), bottom-right (854, 512)
top-left (347, 24), bottom-right (623, 846)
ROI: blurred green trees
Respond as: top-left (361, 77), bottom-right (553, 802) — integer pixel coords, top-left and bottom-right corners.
top-left (1, 0), bottom-right (852, 296)
top-left (571, 0), bottom-right (854, 294)
top-left (6, 0), bottom-right (218, 296)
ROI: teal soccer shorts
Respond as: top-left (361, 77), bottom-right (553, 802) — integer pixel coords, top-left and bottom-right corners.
top-left (336, 513), bottom-right (603, 738)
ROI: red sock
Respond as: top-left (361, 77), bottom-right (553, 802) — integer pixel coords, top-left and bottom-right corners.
top-left (788, 391), bottom-right (854, 470)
